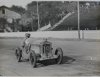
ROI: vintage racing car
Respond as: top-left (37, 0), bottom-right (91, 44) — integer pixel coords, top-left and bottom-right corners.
top-left (15, 38), bottom-right (63, 68)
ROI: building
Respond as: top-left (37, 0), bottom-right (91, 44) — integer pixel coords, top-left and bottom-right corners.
top-left (0, 6), bottom-right (21, 20)
top-left (0, 6), bottom-right (21, 32)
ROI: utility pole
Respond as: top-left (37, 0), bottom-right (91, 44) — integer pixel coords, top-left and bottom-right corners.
top-left (37, 1), bottom-right (40, 30)
top-left (77, 1), bottom-right (81, 40)
top-left (31, 18), bottom-right (34, 31)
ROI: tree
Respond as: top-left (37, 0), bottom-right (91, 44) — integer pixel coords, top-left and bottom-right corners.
top-left (26, 1), bottom-right (69, 28)
top-left (10, 5), bottom-right (26, 15)
top-left (0, 18), bottom-right (7, 29)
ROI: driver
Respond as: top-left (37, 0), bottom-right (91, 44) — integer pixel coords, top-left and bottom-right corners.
top-left (22, 33), bottom-right (31, 53)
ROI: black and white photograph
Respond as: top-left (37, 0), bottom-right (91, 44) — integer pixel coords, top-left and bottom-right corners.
top-left (0, 0), bottom-right (100, 76)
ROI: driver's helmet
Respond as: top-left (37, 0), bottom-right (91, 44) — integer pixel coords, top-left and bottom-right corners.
top-left (25, 33), bottom-right (31, 38)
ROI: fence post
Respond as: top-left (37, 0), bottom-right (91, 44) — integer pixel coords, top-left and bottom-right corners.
top-left (82, 30), bottom-right (84, 39)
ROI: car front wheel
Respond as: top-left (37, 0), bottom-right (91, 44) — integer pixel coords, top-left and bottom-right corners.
top-left (55, 48), bottom-right (63, 64)
top-left (29, 51), bottom-right (37, 68)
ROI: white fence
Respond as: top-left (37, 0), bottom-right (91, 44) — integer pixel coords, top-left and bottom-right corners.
top-left (0, 30), bottom-right (100, 40)
top-left (81, 30), bottom-right (100, 40)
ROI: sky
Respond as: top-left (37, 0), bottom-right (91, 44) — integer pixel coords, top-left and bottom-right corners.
top-left (0, 0), bottom-right (66, 9)
top-left (0, 0), bottom-right (65, 9)
top-left (0, 0), bottom-right (36, 8)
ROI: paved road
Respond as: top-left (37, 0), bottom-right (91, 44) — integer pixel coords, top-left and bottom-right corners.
top-left (0, 38), bottom-right (100, 76)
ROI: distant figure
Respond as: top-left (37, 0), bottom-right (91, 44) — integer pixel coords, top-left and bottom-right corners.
top-left (86, 2), bottom-right (90, 9)
top-left (85, 2), bottom-right (90, 13)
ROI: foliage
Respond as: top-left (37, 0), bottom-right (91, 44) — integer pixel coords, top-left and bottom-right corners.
top-left (0, 18), bottom-right (7, 29)
top-left (26, 1), bottom-right (70, 29)
top-left (10, 5), bottom-right (26, 15)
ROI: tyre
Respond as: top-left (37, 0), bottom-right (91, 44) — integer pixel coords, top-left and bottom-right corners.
top-left (55, 48), bottom-right (63, 64)
top-left (15, 48), bottom-right (18, 58)
top-left (29, 50), bottom-right (37, 68)
top-left (15, 48), bottom-right (22, 62)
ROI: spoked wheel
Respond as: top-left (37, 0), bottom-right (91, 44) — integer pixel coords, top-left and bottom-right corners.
top-left (29, 51), bottom-right (37, 68)
top-left (15, 48), bottom-right (22, 62)
top-left (55, 48), bottom-right (63, 64)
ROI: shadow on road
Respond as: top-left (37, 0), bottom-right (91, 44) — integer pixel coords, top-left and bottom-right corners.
top-left (15, 56), bottom-right (76, 68)
top-left (36, 56), bottom-right (76, 68)
top-left (62, 56), bottom-right (76, 64)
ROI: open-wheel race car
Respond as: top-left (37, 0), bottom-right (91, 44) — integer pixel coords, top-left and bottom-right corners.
top-left (15, 38), bottom-right (63, 68)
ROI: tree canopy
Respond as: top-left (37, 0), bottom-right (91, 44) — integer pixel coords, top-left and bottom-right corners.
top-left (26, 1), bottom-right (72, 28)
top-left (10, 5), bottom-right (26, 15)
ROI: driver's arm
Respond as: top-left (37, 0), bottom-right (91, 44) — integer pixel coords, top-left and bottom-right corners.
top-left (21, 39), bottom-right (26, 48)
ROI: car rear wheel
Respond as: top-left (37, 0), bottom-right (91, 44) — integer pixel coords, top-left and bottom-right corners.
top-left (15, 48), bottom-right (22, 62)
top-left (29, 51), bottom-right (37, 68)
top-left (55, 48), bottom-right (63, 64)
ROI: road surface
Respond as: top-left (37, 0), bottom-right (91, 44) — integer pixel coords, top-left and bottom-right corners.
top-left (0, 38), bottom-right (100, 76)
